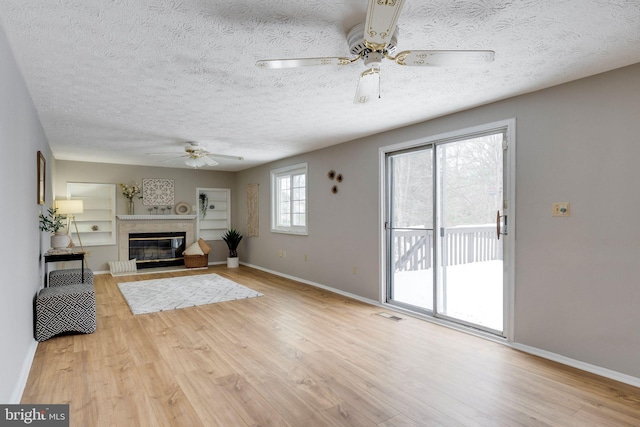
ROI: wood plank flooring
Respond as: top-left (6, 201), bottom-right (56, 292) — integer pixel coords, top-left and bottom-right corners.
top-left (22, 266), bottom-right (640, 426)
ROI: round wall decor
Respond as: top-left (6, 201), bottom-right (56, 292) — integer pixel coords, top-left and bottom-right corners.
top-left (175, 202), bottom-right (191, 215)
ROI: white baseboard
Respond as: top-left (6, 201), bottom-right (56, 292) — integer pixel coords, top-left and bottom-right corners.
top-left (11, 340), bottom-right (38, 403)
top-left (508, 343), bottom-right (640, 389)
top-left (241, 262), bottom-right (640, 389)
top-left (240, 262), bottom-right (379, 307)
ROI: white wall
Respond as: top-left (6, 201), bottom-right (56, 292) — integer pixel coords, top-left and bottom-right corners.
top-left (237, 63), bottom-right (640, 379)
top-left (0, 24), bottom-right (51, 402)
top-left (55, 161), bottom-right (237, 271)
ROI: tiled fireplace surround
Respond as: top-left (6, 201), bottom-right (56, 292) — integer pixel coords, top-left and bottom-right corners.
top-left (117, 215), bottom-right (196, 262)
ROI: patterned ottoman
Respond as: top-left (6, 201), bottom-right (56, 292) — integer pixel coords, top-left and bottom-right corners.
top-left (49, 268), bottom-right (94, 287)
top-left (35, 284), bottom-right (97, 342)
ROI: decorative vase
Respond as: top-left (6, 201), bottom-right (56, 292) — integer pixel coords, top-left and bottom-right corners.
top-left (51, 233), bottom-right (71, 249)
top-left (227, 257), bottom-right (239, 268)
top-left (128, 199), bottom-right (134, 215)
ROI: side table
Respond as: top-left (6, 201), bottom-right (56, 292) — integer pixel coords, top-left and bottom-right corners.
top-left (43, 250), bottom-right (86, 287)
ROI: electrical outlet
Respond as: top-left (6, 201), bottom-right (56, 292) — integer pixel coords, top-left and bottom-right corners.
top-left (552, 202), bottom-right (570, 217)
top-left (278, 249), bottom-right (283, 257)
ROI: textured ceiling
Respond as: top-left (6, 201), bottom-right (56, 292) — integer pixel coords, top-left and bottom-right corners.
top-left (0, 0), bottom-right (639, 171)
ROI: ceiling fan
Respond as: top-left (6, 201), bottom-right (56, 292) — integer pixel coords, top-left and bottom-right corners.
top-left (256, 0), bottom-right (495, 104)
top-left (148, 142), bottom-right (244, 168)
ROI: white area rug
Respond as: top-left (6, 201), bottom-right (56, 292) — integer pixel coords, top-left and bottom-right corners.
top-left (118, 273), bottom-right (263, 315)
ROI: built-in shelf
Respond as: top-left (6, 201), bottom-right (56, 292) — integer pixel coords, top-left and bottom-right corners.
top-left (67, 182), bottom-right (116, 246)
top-left (196, 188), bottom-right (230, 241)
top-left (117, 215), bottom-right (197, 220)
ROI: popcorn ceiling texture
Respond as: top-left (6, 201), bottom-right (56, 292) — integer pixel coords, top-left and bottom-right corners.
top-left (0, 0), bottom-right (638, 170)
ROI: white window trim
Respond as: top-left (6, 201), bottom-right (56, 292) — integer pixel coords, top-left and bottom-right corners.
top-left (271, 162), bottom-right (308, 235)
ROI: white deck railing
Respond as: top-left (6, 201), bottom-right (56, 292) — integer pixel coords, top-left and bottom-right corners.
top-left (393, 224), bottom-right (502, 271)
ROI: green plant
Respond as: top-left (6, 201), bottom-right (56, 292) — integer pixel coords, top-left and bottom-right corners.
top-left (199, 193), bottom-right (208, 219)
top-left (221, 228), bottom-right (243, 258)
top-left (39, 207), bottom-right (66, 233)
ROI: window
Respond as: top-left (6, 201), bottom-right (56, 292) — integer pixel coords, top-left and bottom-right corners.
top-left (271, 163), bottom-right (308, 235)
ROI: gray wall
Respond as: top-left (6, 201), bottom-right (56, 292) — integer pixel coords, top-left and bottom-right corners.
top-left (55, 161), bottom-right (237, 271)
top-left (236, 138), bottom-right (381, 300)
top-left (0, 24), bottom-right (51, 402)
top-left (237, 63), bottom-right (640, 378)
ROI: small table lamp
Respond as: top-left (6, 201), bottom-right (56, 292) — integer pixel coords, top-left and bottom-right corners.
top-left (54, 199), bottom-right (84, 252)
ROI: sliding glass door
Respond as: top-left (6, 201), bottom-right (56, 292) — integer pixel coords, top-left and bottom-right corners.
top-left (435, 134), bottom-right (504, 332)
top-left (387, 147), bottom-right (434, 311)
top-left (385, 126), bottom-right (510, 335)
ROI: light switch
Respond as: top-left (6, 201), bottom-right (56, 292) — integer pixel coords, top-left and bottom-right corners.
top-left (552, 202), bottom-right (570, 217)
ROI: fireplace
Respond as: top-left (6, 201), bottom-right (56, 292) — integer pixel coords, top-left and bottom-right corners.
top-left (128, 232), bottom-right (186, 269)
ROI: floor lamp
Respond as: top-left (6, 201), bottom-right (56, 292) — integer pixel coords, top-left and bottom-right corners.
top-left (54, 199), bottom-right (86, 265)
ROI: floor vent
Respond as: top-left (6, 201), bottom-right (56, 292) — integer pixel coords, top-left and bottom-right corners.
top-left (377, 312), bottom-right (403, 322)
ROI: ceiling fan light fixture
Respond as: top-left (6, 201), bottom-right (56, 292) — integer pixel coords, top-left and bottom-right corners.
top-left (354, 68), bottom-right (380, 104)
top-left (185, 157), bottom-right (206, 168)
top-left (363, 51), bottom-right (383, 68)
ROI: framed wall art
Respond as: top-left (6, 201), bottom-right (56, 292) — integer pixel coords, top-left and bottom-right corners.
top-left (142, 178), bottom-right (175, 206)
top-left (37, 151), bottom-right (45, 205)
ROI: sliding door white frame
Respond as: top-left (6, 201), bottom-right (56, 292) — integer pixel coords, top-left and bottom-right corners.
top-left (379, 118), bottom-right (516, 342)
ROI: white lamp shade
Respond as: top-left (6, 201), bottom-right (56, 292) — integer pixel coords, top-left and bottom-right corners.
top-left (54, 199), bottom-right (84, 215)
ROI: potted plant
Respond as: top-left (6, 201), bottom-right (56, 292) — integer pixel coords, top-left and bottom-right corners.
top-left (199, 193), bottom-right (208, 219)
top-left (221, 228), bottom-right (243, 268)
top-left (39, 207), bottom-right (70, 248)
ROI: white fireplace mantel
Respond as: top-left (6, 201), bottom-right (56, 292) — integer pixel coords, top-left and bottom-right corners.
top-left (117, 215), bottom-right (196, 261)
top-left (117, 215), bottom-right (197, 220)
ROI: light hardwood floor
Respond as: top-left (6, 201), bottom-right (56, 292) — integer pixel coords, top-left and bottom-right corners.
top-left (22, 266), bottom-right (640, 426)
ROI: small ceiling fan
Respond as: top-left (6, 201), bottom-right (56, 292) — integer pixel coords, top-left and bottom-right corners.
top-left (148, 142), bottom-right (244, 168)
top-left (256, 0), bottom-right (495, 104)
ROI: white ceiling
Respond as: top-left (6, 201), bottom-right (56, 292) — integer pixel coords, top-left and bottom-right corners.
top-left (1, 0), bottom-right (639, 171)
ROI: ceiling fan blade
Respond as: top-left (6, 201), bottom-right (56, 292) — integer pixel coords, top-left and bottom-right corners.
top-left (202, 156), bottom-right (219, 166)
top-left (394, 50), bottom-right (495, 67)
top-left (256, 57), bottom-right (353, 69)
top-left (354, 68), bottom-right (380, 104)
top-left (364, 0), bottom-right (406, 50)
top-left (146, 153), bottom-right (189, 163)
top-left (204, 153), bottom-right (244, 161)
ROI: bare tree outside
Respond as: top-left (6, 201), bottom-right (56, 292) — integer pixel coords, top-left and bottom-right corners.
top-left (439, 134), bottom-right (503, 227)
top-left (391, 148), bottom-right (433, 229)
